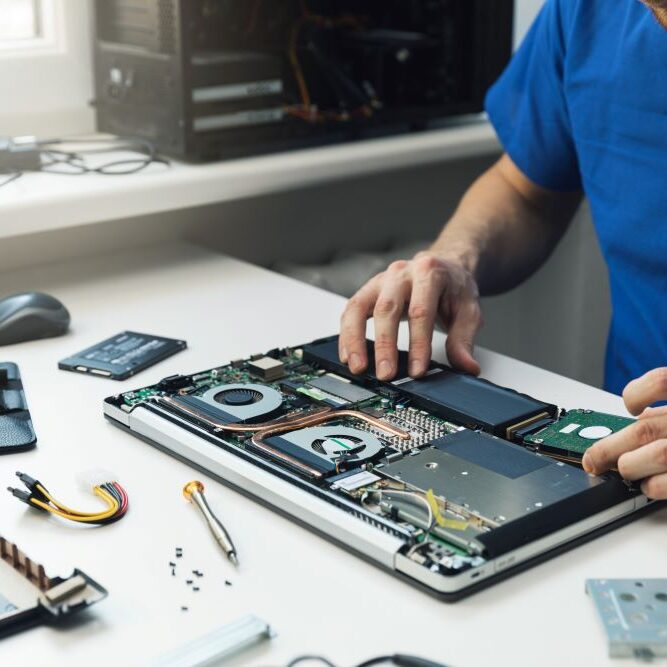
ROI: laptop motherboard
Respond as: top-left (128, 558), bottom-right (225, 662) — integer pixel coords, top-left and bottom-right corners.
top-left (105, 335), bottom-right (637, 582)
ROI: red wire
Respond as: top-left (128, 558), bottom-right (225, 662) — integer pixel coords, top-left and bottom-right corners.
top-left (113, 482), bottom-right (129, 515)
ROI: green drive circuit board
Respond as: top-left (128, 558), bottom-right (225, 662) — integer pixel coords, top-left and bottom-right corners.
top-left (110, 339), bottom-right (636, 578)
top-left (524, 409), bottom-right (634, 460)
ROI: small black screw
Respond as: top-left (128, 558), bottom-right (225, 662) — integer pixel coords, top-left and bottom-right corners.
top-left (181, 606), bottom-right (188, 612)
top-left (171, 568), bottom-right (176, 577)
top-left (225, 580), bottom-right (232, 587)
top-left (193, 586), bottom-right (200, 592)
top-left (186, 579), bottom-right (193, 585)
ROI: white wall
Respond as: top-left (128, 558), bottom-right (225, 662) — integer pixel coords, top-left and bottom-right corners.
top-left (514, 0), bottom-right (545, 47)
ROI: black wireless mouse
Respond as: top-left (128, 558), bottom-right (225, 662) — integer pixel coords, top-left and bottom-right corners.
top-left (0, 292), bottom-right (71, 345)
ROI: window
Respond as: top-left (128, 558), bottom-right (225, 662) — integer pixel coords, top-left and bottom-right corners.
top-left (0, 0), bottom-right (41, 41)
top-left (0, 0), bottom-right (94, 137)
top-left (0, 0), bottom-right (58, 52)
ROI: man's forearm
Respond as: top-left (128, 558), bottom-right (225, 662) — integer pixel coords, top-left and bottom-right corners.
top-left (430, 155), bottom-right (582, 295)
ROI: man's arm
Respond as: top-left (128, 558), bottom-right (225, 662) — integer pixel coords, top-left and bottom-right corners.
top-left (339, 153), bottom-right (582, 380)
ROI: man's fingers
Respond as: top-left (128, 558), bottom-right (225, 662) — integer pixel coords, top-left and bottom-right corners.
top-left (623, 368), bottom-right (667, 416)
top-left (582, 415), bottom-right (667, 474)
top-left (617, 438), bottom-right (667, 481)
top-left (373, 262), bottom-right (411, 380)
top-left (339, 277), bottom-right (381, 374)
top-left (443, 297), bottom-right (482, 375)
top-left (641, 472), bottom-right (667, 500)
top-left (639, 405), bottom-right (667, 420)
top-left (407, 257), bottom-right (446, 377)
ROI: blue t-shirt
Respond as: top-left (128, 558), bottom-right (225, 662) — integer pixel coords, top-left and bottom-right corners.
top-left (485, 0), bottom-right (667, 395)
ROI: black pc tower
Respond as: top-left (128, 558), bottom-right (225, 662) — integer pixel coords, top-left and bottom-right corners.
top-left (93, 1), bottom-right (514, 162)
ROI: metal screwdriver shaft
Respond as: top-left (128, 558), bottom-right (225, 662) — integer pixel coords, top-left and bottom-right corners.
top-left (183, 481), bottom-right (238, 566)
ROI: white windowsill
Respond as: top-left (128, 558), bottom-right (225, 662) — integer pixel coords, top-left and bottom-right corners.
top-left (0, 121), bottom-right (499, 242)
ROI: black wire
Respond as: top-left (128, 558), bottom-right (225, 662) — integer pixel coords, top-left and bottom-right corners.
top-left (40, 139), bottom-right (169, 175)
top-left (287, 657), bottom-right (337, 667)
top-left (3, 136), bottom-right (170, 180)
top-left (93, 482), bottom-right (127, 525)
top-left (102, 483), bottom-right (122, 506)
top-left (36, 136), bottom-right (159, 159)
top-left (355, 658), bottom-right (395, 667)
top-left (358, 657), bottom-right (449, 667)
top-left (286, 656), bottom-right (449, 667)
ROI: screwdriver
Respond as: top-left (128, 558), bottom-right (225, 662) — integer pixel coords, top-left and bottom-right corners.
top-left (183, 480), bottom-right (238, 566)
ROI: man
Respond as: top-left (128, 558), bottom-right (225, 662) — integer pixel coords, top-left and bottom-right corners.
top-left (339, 0), bottom-right (667, 499)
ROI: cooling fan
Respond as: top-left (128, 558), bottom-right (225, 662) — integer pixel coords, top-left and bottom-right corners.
top-left (212, 387), bottom-right (264, 407)
top-left (264, 425), bottom-right (384, 476)
top-left (174, 383), bottom-right (284, 424)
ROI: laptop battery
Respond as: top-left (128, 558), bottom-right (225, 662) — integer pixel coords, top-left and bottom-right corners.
top-left (302, 336), bottom-right (557, 439)
top-left (393, 369), bottom-right (557, 439)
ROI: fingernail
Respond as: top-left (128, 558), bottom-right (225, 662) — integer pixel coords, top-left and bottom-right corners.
top-left (340, 347), bottom-right (348, 362)
top-left (377, 360), bottom-right (392, 378)
top-left (349, 353), bottom-right (361, 372)
top-left (582, 452), bottom-right (593, 473)
top-left (409, 361), bottom-right (422, 377)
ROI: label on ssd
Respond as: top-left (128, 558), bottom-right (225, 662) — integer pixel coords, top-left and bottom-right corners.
top-left (58, 331), bottom-right (187, 380)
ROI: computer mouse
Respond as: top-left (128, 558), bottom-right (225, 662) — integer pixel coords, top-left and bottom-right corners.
top-left (0, 292), bottom-right (71, 345)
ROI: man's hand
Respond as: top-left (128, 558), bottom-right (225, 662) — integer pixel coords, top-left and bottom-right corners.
top-left (583, 368), bottom-right (667, 499)
top-left (338, 251), bottom-right (483, 381)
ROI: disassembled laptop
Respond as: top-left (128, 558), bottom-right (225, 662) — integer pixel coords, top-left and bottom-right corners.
top-left (104, 335), bottom-right (650, 599)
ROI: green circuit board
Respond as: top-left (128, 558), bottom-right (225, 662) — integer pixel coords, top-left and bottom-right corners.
top-left (525, 409), bottom-right (634, 458)
top-left (107, 339), bottom-right (638, 580)
top-left (119, 349), bottom-right (460, 453)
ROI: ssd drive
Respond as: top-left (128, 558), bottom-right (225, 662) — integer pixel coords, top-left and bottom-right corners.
top-left (58, 331), bottom-right (186, 380)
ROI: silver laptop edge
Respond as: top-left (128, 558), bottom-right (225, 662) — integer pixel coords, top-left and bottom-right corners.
top-left (104, 402), bottom-right (648, 595)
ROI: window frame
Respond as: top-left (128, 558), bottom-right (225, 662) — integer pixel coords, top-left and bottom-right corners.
top-left (0, 0), bottom-right (95, 138)
top-left (0, 0), bottom-right (62, 55)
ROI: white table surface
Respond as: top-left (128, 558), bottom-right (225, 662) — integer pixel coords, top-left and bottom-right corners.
top-left (0, 122), bottom-right (498, 242)
top-left (0, 243), bottom-right (665, 667)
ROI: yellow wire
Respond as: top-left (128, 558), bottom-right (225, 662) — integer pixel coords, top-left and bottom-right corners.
top-left (36, 483), bottom-right (116, 517)
top-left (30, 487), bottom-right (119, 522)
top-left (425, 489), bottom-right (469, 532)
top-left (30, 494), bottom-right (118, 522)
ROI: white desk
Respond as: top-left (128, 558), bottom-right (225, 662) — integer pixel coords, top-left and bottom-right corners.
top-left (0, 122), bottom-right (498, 242)
top-left (1, 243), bottom-right (665, 667)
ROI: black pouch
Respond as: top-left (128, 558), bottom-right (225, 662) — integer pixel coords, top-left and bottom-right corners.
top-left (0, 362), bottom-right (36, 453)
